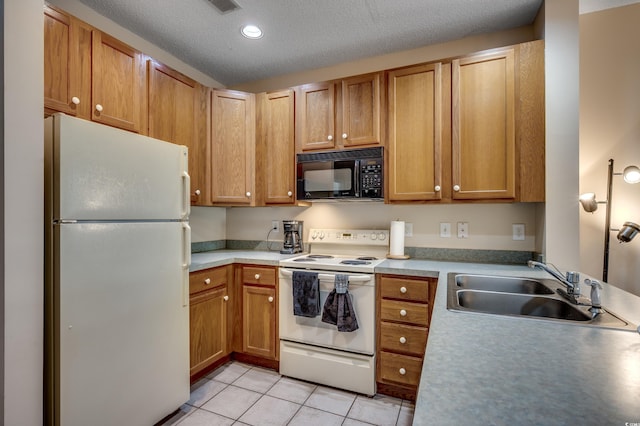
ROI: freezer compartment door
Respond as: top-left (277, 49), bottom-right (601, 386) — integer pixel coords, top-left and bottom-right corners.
top-left (46, 113), bottom-right (189, 221)
top-left (51, 222), bottom-right (189, 426)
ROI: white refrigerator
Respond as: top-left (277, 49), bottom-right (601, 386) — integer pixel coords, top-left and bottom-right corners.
top-left (44, 114), bottom-right (191, 426)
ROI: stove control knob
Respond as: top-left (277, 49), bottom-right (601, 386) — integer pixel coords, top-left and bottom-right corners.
top-left (378, 232), bottom-right (387, 241)
top-left (311, 231), bottom-right (318, 240)
top-left (318, 232), bottom-right (325, 240)
top-left (371, 233), bottom-right (378, 240)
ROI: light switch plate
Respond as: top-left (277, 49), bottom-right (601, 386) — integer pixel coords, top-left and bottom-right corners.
top-left (512, 223), bottom-right (525, 240)
top-left (457, 222), bottom-right (469, 239)
top-left (440, 222), bottom-right (451, 238)
top-left (405, 223), bottom-right (413, 237)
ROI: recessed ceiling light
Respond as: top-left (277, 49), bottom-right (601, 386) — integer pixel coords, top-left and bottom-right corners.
top-left (241, 24), bottom-right (263, 39)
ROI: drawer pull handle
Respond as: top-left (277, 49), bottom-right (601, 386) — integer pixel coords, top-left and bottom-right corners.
top-left (400, 309), bottom-right (407, 317)
top-left (223, 295), bottom-right (229, 301)
top-left (399, 336), bottom-right (407, 344)
top-left (400, 286), bottom-right (407, 294)
top-left (255, 274), bottom-right (261, 280)
top-left (204, 278), bottom-right (211, 285)
top-left (268, 296), bottom-right (274, 303)
top-left (399, 368), bottom-right (406, 375)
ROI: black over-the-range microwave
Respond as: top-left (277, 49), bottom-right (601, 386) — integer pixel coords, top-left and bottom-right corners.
top-left (296, 147), bottom-right (383, 201)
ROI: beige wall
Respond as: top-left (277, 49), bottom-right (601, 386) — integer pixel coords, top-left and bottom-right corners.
top-left (4, 0), bottom-right (44, 423)
top-left (580, 3), bottom-right (640, 295)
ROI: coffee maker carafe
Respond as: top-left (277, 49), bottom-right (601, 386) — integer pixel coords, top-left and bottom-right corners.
top-left (280, 220), bottom-right (303, 254)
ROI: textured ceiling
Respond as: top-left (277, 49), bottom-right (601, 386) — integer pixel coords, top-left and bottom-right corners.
top-left (77, 0), bottom-right (617, 87)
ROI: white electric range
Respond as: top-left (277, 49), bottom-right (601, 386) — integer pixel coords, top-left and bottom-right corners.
top-left (278, 228), bottom-right (389, 396)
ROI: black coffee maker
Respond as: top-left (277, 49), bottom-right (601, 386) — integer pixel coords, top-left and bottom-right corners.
top-left (280, 220), bottom-right (303, 254)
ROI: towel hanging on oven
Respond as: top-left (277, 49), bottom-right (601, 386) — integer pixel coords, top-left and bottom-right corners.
top-left (292, 270), bottom-right (320, 317)
top-left (322, 274), bottom-right (359, 332)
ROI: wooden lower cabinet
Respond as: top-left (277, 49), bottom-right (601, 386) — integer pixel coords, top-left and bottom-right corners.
top-left (189, 265), bottom-right (232, 378)
top-left (376, 274), bottom-right (436, 401)
top-left (234, 264), bottom-right (279, 369)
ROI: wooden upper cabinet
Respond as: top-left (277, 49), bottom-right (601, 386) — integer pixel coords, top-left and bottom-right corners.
top-left (296, 73), bottom-right (383, 152)
top-left (210, 89), bottom-right (256, 205)
top-left (256, 90), bottom-right (296, 205)
top-left (452, 47), bottom-right (516, 200)
top-left (44, 5), bottom-right (91, 118)
top-left (387, 63), bottom-right (444, 202)
top-left (147, 60), bottom-right (207, 205)
top-left (91, 31), bottom-right (146, 133)
top-left (341, 73), bottom-right (381, 147)
top-left (296, 82), bottom-right (336, 151)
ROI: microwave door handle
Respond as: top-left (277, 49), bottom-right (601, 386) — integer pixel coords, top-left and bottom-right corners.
top-left (354, 160), bottom-right (361, 197)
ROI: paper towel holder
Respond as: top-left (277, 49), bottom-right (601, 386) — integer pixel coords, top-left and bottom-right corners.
top-left (386, 253), bottom-right (410, 259)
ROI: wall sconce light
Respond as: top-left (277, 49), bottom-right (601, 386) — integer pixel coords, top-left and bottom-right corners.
top-left (579, 158), bottom-right (639, 282)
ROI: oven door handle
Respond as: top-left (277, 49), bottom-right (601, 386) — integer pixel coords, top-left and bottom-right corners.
top-left (280, 269), bottom-right (373, 283)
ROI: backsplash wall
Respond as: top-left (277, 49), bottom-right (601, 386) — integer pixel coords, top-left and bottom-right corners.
top-left (222, 203), bottom-right (538, 252)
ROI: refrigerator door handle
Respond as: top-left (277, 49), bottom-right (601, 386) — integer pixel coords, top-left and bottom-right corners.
top-left (182, 222), bottom-right (191, 307)
top-left (182, 171), bottom-right (191, 219)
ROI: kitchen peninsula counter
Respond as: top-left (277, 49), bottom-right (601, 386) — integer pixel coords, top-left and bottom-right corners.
top-left (191, 250), bottom-right (640, 424)
top-left (378, 259), bottom-right (640, 426)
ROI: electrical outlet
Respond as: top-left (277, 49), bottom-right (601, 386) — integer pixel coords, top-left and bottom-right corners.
top-left (405, 223), bottom-right (413, 237)
top-left (512, 223), bottom-right (525, 241)
top-left (271, 220), bottom-right (279, 232)
top-left (457, 222), bottom-right (469, 239)
top-left (440, 222), bottom-right (451, 238)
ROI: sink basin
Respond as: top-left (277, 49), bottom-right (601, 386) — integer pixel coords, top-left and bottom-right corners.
top-left (446, 272), bottom-right (636, 331)
top-left (457, 290), bottom-right (590, 321)
top-left (454, 274), bottom-right (554, 295)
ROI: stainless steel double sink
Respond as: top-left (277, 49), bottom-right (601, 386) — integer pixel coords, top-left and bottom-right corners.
top-left (446, 273), bottom-right (637, 331)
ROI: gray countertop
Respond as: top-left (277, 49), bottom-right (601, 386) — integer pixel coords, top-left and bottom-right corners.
top-left (191, 251), bottom-right (640, 424)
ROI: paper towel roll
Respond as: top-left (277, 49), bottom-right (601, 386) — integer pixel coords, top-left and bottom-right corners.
top-left (390, 221), bottom-right (405, 256)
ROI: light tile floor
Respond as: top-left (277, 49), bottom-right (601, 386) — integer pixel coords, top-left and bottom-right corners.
top-left (162, 361), bottom-right (414, 426)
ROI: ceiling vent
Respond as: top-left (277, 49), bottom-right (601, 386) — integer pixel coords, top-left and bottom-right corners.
top-left (206, 0), bottom-right (241, 14)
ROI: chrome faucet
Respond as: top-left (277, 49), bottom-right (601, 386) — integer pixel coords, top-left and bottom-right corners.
top-left (527, 260), bottom-right (581, 303)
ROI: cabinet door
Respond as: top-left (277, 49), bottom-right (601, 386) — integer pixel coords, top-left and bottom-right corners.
top-left (387, 64), bottom-right (443, 201)
top-left (242, 285), bottom-right (276, 359)
top-left (44, 6), bottom-right (91, 118)
top-left (297, 82), bottom-right (336, 151)
top-left (210, 89), bottom-right (255, 205)
top-left (190, 286), bottom-right (228, 376)
top-left (257, 90), bottom-right (296, 205)
top-left (341, 73), bottom-right (381, 147)
top-left (452, 48), bottom-right (515, 200)
top-left (91, 31), bottom-right (145, 133)
top-left (148, 60), bottom-right (206, 204)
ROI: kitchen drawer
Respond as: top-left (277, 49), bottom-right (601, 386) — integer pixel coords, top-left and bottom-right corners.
top-left (242, 265), bottom-right (276, 286)
top-left (378, 351), bottom-right (423, 387)
top-left (190, 266), bottom-right (228, 294)
top-left (380, 322), bottom-right (428, 356)
top-left (380, 276), bottom-right (429, 302)
top-left (380, 299), bottom-right (429, 326)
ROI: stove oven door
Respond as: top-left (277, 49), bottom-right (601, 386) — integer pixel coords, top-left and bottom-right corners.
top-left (278, 268), bottom-right (375, 355)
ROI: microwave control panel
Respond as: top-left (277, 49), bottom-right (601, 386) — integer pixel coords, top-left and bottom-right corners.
top-left (360, 158), bottom-right (383, 198)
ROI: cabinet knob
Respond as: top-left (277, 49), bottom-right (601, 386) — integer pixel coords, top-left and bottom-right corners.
top-left (399, 336), bottom-right (407, 344)
top-left (400, 309), bottom-right (407, 317)
top-left (434, 185), bottom-right (441, 192)
top-left (287, 191), bottom-right (293, 197)
top-left (71, 96), bottom-right (80, 105)
top-left (204, 278), bottom-right (211, 285)
top-left (399, 368), bottom-right (406, 375)
top-left (223, 295), bottom-right (229, 301)
top-left (400, 286), bottom-right (407, 294)
top-left (246, 191), bottom-right (251, 197)
top-left (95, 104), bottom-right (103, 112)
top-left (342, 133), bottom-right (348, 139)
top-left (268, 296), bottom-right (274, 303)
top-left (453, 185), bottom-right (460, 192)
top-left (327, 135), bottom-right (333, 141)
top-left (254, 274), bottom-right (261, 280)
top-left (194, 189), bottom-right (201, 196)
